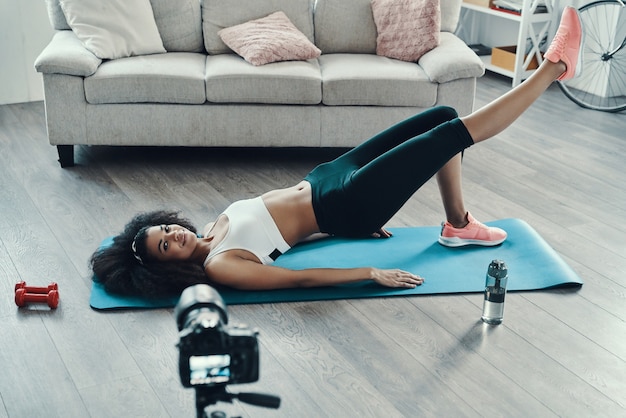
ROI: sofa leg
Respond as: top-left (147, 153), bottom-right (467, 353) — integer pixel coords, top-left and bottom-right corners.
top-left (57, 145), bottom-right (75, 167)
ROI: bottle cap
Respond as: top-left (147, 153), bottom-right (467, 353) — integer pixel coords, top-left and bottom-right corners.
top-left (488, 259), bottom-right (508, 279)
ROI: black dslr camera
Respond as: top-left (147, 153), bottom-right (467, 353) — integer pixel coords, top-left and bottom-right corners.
top-left (175, 285), bottom-right (279, 417)
top-left (175, 284), bottom-right (259, 388)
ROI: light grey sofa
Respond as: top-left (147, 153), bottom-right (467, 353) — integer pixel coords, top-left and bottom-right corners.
top-left (36, 0), bottom-right (484, 167)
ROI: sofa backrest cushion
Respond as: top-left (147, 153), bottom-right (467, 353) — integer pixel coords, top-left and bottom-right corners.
top-left (202, 0), bottom-right (315, 55)
top-left (314, 0), bottom-right (378, 54)
top-left (44, 0), bottom-right (203, 53)
top-left (149, 0), bottom-right (204, 52)
top-left (314, 0), bottom-right (462, 54)
top-left (45, 0), bottom-right (71, 30)
top-left (440, 0), bottom-right (462, 33)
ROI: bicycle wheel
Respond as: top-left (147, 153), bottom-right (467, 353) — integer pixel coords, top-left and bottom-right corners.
top-left (557, 0), bottom-right (626, 112)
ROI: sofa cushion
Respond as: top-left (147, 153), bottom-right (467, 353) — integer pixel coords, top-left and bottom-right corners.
top-left (45, 0), bottom-right (71, 30)
top-left (319, 54), bottom-right (436, 106)
top-left (46, 0), bottom-right (205, 50)
top-left (218, 11), bottom-right (321, 66)
top-left (59, 0), bottom-right (166, 60)
top-left (205, 55), bottom-right (322, 104)
top-left (314, 0), bottom-right (377, 54)
top-left (35, 31), bottom-right (102, 77)
top-left (440, 0), bottom-right (462, 33)
top-left (84, 52), bottom-right (206, 104)
top-left (150, 0), bottom-right (204, 52)
top-left (314, 0), bottom-right (461, 53)
top-left (371, 0), bottom-right (440, 62)
top-left (202, 0), bottom-right (315, 55)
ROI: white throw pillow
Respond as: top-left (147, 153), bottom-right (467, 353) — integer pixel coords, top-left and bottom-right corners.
top-left (60, 0), bottom-right (166, 60)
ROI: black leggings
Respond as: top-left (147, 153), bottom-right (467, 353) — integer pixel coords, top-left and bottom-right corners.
top-left (305, 106), bottom-right (474, 237)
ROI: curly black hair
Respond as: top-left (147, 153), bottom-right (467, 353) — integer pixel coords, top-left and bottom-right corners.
top-left (90, 210), bottom-right (208, 298)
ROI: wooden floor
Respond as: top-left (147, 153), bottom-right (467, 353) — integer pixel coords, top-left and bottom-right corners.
top-left (1, 73), bottom-right (625, 418)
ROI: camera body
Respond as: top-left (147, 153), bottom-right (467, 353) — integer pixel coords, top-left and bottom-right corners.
top-left (175, 285), bottom-right (259, 388)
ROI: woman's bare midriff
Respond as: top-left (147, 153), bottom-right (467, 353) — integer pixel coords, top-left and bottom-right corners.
top-left (261, 180), bottom-right (319, 246)
top-left (202, 181), bottom-right (319, 266)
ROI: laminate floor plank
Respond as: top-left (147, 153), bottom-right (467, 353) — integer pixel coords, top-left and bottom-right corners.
top-left (79, 374), bottom-right (171, 418)
top-left (103, 309), bottom-right (194, 414)
top-left (0, 313), bottom-right (90, 418)
top-left (1, 220), bottom-right (143, 389)
top-left (232, 302), bottom-right (411, 417)
top-left (350, 297), bottom-right (557, 417)
top-left (414, 293), bottom-right (625, 416)
top-left (504, 295), bottom-right (626, 411)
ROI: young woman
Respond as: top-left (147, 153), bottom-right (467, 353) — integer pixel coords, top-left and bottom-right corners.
top-left (91, 7), bottom-right (582, 298)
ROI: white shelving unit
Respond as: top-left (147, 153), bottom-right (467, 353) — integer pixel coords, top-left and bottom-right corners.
top-left (457, 0), bottom-right (558, 86)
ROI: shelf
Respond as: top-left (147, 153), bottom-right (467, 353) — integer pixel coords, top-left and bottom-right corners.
top-left (461, 3), bottom-right (552, 23)
top-left (458, 0), bottom-right (557, 87)
top-left (461, 3), bottom-right (521, 20)
top-left (479, 55), bottom-right (536, 80)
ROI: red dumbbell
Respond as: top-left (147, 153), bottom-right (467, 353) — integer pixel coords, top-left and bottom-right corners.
top-left (14, 281), bottom-right (58, 294)
top-left (15, 288), bottom-right (59, 309)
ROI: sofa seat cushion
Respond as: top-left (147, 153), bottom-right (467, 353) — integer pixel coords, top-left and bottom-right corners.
top-left (84, 52), bottom-right (206, 104)
top-left (319, 54), bottom-right (436, 106)
top-left (205, 54), bottom-right (322, 104)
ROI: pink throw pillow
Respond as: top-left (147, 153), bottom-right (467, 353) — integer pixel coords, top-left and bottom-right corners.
top-left (218, 11), bottom-right (321, 66)
top-left (371, 0), bottom-right (441, 62)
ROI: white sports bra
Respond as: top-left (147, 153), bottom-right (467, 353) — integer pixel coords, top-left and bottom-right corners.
top-left (203, 197), bottom-right (291, 266)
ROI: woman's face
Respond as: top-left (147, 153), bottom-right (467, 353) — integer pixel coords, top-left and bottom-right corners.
top-left (144, 224), bottom-right (198, 262)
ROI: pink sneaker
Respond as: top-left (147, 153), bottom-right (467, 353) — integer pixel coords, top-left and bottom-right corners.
top-left (544, 6), bottom-right (583, 81)
top-left (438, 212), bottom-right (507, 247)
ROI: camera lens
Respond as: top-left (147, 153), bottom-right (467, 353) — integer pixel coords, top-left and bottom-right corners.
top-left (175, 284), bottom-right (228, 331)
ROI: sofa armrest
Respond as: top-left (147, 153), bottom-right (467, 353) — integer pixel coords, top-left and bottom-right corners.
top-left (35, 31), bottom-right (102, 77)
top-left (419, 32), bottom-right (485, 84)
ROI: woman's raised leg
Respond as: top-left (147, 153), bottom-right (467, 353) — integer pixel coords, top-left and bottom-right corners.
top-left (436, 6), bottom-right (583, 239)
top-left (314, 8), bottom-right (582, 239)
top-left (462, 6), bottom-right (582, 144)
top-left (436, 154), bottom-right (467, 226)
top-left (435, 57), bottom-right (567, 244)
top-left (437, 58), bottom-right (566, 227)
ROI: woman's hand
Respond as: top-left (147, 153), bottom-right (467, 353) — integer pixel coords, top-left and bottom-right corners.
top-left (371, 268), bottom-right (424, 288)
top-left (371, 227), bottom-right (393, 238)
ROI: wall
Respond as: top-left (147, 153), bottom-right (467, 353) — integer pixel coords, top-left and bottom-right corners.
top-left (0, 0), bottom-right (54, 104)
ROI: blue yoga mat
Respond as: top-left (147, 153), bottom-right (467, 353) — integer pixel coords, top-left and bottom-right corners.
top-left (89, 218), bottom-right (582, 310)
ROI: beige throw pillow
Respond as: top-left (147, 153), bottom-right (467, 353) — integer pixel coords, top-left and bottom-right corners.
top-left (60, 0), bottom-right (165, 60)
top-left (371, 0), bottom-right (441, 62)
top-left (218, 11), bottom-right (321, 66)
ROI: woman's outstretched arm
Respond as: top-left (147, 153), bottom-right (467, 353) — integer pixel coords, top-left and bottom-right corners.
top-left (205, 255), bottom-right (423, 290)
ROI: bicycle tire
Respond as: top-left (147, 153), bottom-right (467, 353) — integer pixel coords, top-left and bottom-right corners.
top-left (557, 0), bottom-right (626, 113)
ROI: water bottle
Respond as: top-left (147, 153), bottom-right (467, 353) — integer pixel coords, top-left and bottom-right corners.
top-left (481, 260), bottom-right (508, 325)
